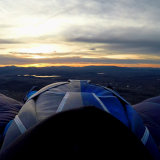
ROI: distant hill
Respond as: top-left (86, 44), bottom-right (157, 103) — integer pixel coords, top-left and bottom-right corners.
top-left (0, 65), bottom-right (160, 76)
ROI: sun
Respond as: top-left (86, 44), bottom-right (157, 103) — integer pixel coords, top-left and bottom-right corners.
top-left (31, 55), bottom-right (46, 59)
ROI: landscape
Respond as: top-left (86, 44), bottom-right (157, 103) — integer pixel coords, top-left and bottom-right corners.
top-left (0, 66), bottom-right (160, 105)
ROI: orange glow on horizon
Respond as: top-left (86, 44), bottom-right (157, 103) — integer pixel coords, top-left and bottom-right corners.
top-left (0, 63), bottom-right (160, 68)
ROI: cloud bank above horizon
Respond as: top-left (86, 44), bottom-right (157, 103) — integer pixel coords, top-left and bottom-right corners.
top-left (0, 0), bottom-right (160, 67)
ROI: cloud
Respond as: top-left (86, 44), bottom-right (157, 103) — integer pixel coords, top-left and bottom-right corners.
top-left (0, 54), bottom-right (159, 66)
top-left (9, 51), bottom-right (102, 59)
top-left (0, 24), bottom-right (14, 28)
top-left (0, 39), bottom-right (23, 44)
top-left (67, 26), bottom-right (160, 55)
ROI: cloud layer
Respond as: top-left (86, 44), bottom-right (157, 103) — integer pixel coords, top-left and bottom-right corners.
top-left (0, 0), bottom-right (160, 67)
top-left (0, 54), bottom-right (159, 66)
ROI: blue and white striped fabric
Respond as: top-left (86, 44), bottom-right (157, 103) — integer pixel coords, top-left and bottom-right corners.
top-left (61, 80), bottom-right (160, 160)
top-left (2, 80), bottom-right (160, 159)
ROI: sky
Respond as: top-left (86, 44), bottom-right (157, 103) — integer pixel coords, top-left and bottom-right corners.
top-left (0, 0), bottom-right (160, 67)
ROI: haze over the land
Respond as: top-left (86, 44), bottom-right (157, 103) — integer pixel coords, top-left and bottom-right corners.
top-left (0, 66), bottom-right (160, 104)
top-left (0, 0), bottom-right (160, 67)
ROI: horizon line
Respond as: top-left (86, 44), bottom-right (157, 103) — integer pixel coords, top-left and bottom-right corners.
top-left (0, 64), bottom-right (160, 69)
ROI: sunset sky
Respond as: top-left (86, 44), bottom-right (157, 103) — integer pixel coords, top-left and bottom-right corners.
top-left (0, 0), bottom-right (160, 67)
